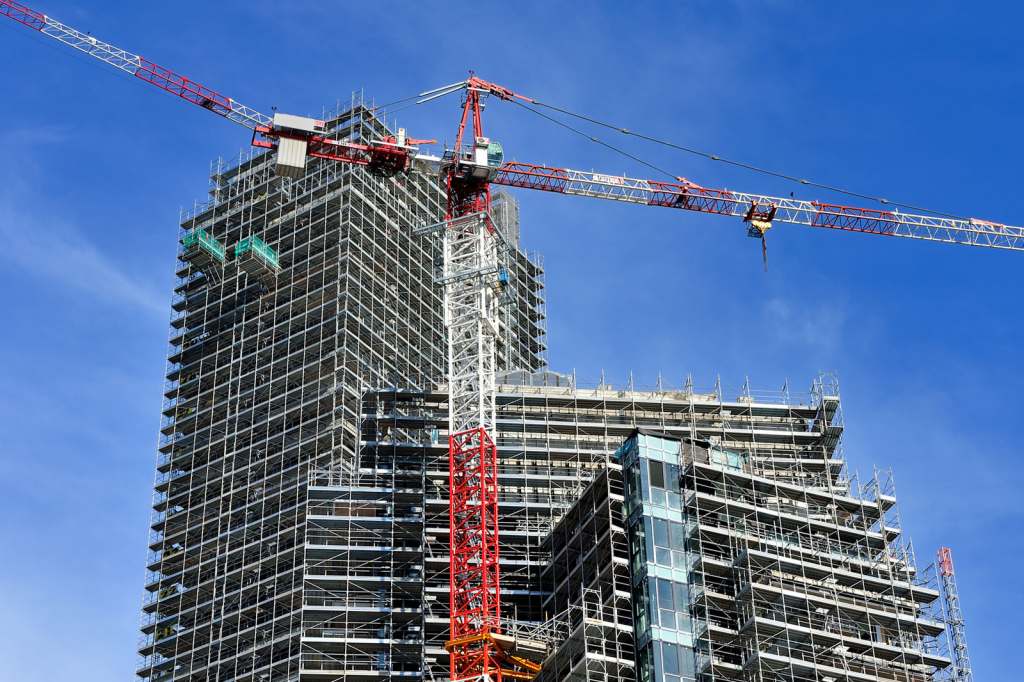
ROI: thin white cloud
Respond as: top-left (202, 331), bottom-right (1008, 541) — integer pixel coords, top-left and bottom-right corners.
top-left (0, 204), bottom-right (167, 317)
top-left (0, 127), bottom-right (167, 317)
top-left (0, 126), bottom-right (69, 147)
top-left (763, 297), bottom-right (846, 352)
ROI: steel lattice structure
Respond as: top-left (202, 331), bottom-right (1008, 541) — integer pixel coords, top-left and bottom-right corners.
top-left (442, 210), bottom-right (504, 680)
top-left (938, 547), bottom-right (974, 682)
top-left (493, 162), bottom-right (1024, 250)
top-left (438, 84), bottom-right (511, 680)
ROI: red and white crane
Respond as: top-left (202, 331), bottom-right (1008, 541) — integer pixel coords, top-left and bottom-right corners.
top-left (937, 547), bottom-right (973, 682)
top-left (1, 2), bottom-right (1006, 680)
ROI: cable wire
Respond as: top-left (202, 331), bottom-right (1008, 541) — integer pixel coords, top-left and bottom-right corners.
top-left (528, 98), bottom-right (963, 219)
top-left (508, 99), bottom-right (679, 181)
top-left (368, 92), bottom-right (428, 113)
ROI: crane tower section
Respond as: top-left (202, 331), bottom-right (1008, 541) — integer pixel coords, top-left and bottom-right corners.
top-left (439, 86), bottom-right (510, 682)
top-left (937, 547), bottom-right (974, 682)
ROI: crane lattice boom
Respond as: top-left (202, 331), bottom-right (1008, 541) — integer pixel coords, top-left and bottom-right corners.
top-left (493, 161), bottom-right (1024, 251)
top-left (1, 0), bottom-right (271, 129)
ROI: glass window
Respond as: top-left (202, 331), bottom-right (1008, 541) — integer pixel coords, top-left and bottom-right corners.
top-left (652, 487), bottom-right (667, 508)
top-left (666, 463), bottom-right (681, 493)
top-left (674, 582), bottom-right (690, 608)
top-left (634, 586), bottom-right (648, 632)
top-left (626, 465), bottom-right (642, 514)
top-left (663, 643), bottom-right (680, 676)
top-left (632, 519), bottom-right (647, 558)
top-left (658, 579), bottom-right (674, 609)
top-left (710, 446), bottom-right (745, 471)
top-left (649, 460), bottom-right (665, 489)
top-left (638, 646), bottom-right (653, 682)
top-left (654, 518), bottom-right (669, 548)
top-left (670, 521), bottom-right (685, 548)
top-left (680, 646), bottom-right (697, 678)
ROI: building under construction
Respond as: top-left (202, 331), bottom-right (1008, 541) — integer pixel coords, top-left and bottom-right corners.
top-left (138, 101), bottom-right (961, 682)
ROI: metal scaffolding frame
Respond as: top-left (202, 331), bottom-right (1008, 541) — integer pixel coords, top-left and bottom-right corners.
top-left (136, 92), bottom-right (961, 682)
top-left (681, 442), bottom-right (950, 681)
top-left (537, 468), bottom-right (636, 682)
top-left (340, 371), bottom-right (956, 682)
top-left (138, 97), bottom-right (548, 682)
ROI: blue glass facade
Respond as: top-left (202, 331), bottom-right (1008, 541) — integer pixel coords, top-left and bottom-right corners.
top-left (618, 431), bottom-right (699, 682)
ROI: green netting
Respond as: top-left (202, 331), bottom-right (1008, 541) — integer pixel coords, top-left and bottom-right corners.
top-left (181, 229), bottom-right (226, 263)
top-left (235, 235), bottom-right (281, 270)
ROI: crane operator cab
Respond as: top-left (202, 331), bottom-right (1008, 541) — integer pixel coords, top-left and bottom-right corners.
top-left (474, 136), bottom-right (504, 179)
top-left (448, 136), bottom-right (504, 181)
top-left (271, 113), bottom-right (327, 179)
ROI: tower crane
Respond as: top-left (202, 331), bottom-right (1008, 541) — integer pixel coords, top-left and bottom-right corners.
top-left (1, 2), bottom-right (1011, 680)
top-left (937, 547), bottom-right (973, 682)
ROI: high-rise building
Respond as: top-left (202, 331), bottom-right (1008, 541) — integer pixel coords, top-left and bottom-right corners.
top-left (615, 429), bottom-right (949, 682)
top-left (138, 99), bottom-right (958, 682)
top-left (348, 374), bottom-right (953, 682)
top-left (137, 100), bottom-right (545, 682)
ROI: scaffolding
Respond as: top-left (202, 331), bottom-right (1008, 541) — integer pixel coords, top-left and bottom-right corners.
top-left (339, 371), bottom-right (953, 681)
top-left (537, 468), bottom-right (636, 682)
top-left (137, 96), bottom-right (542, 682)
top-left (139, 94), bottom-right (958, 682)
top-left (681, 444), bottom-right (950, 681)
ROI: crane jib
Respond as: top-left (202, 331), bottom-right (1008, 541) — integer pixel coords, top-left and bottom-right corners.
top-left (811, 203), bottom-right (899, 235)
top-left (0, 0), bottom-right (44, 30)
top-left (3, 1), bottom-right (1024, 251)
top-left (134, 58), bottom-right (234, 119)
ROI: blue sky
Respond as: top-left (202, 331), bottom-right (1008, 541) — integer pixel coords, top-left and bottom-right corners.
top-left (0, 1), bottom-right (1019, 679)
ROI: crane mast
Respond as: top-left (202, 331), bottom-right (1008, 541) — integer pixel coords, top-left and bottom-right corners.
top-left (0, 3), bottom-right (1002, 681)
top-left (937, 547), bottom-right (973, 682)
top-left (439, 86), bottom-right (506, 681)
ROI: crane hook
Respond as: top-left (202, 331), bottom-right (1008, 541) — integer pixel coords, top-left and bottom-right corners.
top-left (743, 201), bottom-right (777, 272)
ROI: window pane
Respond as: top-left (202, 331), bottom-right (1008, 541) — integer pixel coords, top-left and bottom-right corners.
top-left (680, 646), bottom-right (697, 678)
top-left (667, 464), bottom-right (680, 492)
top-left (663, 643), bottom-right (680, 675)
top-left (654, 519), bottom-right (669, 547)
top-left (658, 579), bottom-right (674, 609)
top-left (652, 642), bottom-right (663, 678)
top-left (649, 460), bottom-right (665, 489)
top-left (652, 488), bottom-right (667, 507)
top-left (660, 608), bottom-right (675, 629)
top-left (676, 610), bottom-right (691, 632)
top-left (670, 521), bottom-right (685, 547)
top-left (674, 582), bottom-right (690, 608)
